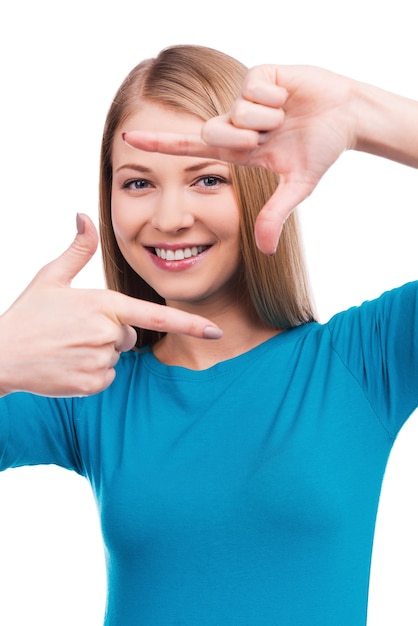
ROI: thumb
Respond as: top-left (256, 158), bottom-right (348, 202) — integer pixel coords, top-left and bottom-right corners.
top-left (35, 213), bottom-right (99, 287)
top-left (254, 180), bottom-right (313, 254)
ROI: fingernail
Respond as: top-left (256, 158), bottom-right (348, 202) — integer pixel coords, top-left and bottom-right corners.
top-left (268, 237), bottom-right (279, 256)
top-left (256, 239), bottom-right (277, 256)
top-left (203, 326), bottom-right (223, 339)
top-left (76, 213), bottom-right (85, 234)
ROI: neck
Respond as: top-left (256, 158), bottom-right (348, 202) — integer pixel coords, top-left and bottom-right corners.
top-left (152, 298), bottom-right (281, 370)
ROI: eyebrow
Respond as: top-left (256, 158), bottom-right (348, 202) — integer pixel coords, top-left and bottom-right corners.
top-left (115, 160), bottom-right (228, 174)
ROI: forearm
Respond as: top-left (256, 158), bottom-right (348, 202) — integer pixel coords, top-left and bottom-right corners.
top-left (351, 80), bottom-right (418, 169)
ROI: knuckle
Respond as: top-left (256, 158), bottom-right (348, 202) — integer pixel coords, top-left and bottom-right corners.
top-left (201, 117), bottom-right (223, 144)
top-left (93, 327), bottom-right (116, 346)
top-left (75, 369), bottom-right (115, 396)
top-left (230, 100), bottom-right (251, 126)
top-left (149, 311), bottom-right (169, 333)
top-left (242, 80), bottom-right (259, 102)
top-left (84, 318), bottom-right (117, 346)
top-left (88, 348), bottom-right (114, 370)
top-left (177, 136), bottom-right (192, 152)
top-left (188, 320), bottom-right (201, 338)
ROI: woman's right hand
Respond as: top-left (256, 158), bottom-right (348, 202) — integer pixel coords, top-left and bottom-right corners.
top-left (0, 214), bottom-right (222, 398)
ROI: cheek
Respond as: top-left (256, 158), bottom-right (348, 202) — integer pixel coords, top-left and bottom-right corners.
top-left (111, 194), bottom-right (140, 245)
top-left (110, 197), bottom-right (151, 278)
top-left (217, 203), bottom-right (241, 246)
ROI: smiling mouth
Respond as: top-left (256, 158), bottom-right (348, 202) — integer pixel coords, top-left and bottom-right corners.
top-left (153, 246), bottom-right (210, 261)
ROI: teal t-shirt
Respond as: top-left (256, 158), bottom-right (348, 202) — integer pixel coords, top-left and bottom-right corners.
top-left (1, 282), bottom-right (418, 625)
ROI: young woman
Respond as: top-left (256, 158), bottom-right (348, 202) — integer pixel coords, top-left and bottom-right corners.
top-left (0, 45), bottom-right (417, 625)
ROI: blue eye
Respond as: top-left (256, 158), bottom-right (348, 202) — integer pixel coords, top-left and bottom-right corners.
top-left (195, 176), bottom-right (227, 189)
top-left (123, 179), bottom-right (150, 190)
top-left (203, 176), bottom-right (219, 186)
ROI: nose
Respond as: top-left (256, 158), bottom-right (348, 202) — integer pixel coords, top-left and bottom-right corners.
top-left (150, 189), bottom-right (195, 233)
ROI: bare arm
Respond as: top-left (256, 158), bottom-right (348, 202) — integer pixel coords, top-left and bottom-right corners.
top-left (351, 80), bottom-right (418, 168)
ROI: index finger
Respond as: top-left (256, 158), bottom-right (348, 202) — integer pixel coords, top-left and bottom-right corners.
top-left (122, 130), bottom-right (220, 158)
top-left (113, 292), bottom-right (223, 340)
top-left (123, 119), bottom-right (260, 159)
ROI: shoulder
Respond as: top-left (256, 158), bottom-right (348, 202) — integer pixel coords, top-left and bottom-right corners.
top-left (326, 281), bottom-right (418, 339)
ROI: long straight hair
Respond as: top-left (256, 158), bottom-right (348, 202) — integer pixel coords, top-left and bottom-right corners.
top-left (99, 44), bottom-right (316, 348)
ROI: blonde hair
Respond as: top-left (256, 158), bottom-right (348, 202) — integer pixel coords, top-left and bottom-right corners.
top-left (99, 44), bottom-right (316, 347)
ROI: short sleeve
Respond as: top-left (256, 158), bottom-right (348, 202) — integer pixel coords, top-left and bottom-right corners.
top-left (327, 281), bottom-right (418, 437)
top-left (0, 392), bottom-right (83, 474)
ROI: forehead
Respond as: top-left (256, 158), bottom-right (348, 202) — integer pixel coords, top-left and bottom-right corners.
top-left (112, 102), bottom-right (221, 172)
top-left (121, 102), bottom-right (204, 135)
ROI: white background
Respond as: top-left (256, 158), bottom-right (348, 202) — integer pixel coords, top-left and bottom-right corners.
top-left (0, 0), bottom-right (417, 623)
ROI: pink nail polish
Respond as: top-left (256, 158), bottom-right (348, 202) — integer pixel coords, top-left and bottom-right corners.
top-left (203, 326), bottom-right (223, 339)
top-left (76, 213), bottom-right (85, 235)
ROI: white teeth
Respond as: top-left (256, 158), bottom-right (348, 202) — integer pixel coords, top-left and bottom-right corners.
top-left (155, 246), bottom-right (207, 260)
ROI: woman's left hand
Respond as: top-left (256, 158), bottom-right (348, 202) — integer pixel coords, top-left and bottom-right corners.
top-left (123, 64), bottom-right (356, 254)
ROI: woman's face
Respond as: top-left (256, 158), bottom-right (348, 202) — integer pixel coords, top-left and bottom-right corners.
top-left (111, 103), bottom-right (242, 311)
